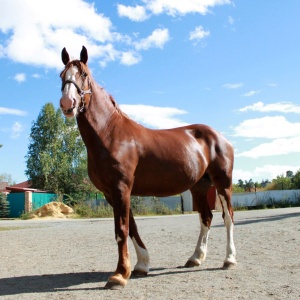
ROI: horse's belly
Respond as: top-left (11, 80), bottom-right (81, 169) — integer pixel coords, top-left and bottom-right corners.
top-left (131, 158), bottom-right (205, 197)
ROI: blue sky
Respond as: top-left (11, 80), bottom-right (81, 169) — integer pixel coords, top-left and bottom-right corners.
top-left (1, 0), bottom-right (300, 184)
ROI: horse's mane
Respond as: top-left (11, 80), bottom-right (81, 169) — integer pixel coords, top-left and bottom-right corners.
top-left (60, 60), bottom-right (128, 119)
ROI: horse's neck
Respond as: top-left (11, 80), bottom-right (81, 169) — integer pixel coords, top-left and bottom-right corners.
top-left (77, 81), bottom-right (120, 149)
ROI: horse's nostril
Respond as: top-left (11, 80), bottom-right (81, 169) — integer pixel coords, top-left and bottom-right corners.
top-left (66, 108), bottom-right (74, 114)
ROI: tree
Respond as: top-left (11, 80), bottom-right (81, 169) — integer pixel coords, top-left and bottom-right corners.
top-left (0, 174), bottom-right (15, 186)
top-left (237, 179), bottom-right (244, 190)
top-left (244, 179), bottom-right (254, 192)
top-left (291, 169), bottom-right (300, 189)
top-left (271, 174), bottom-right (292, 190)
top-left (286, 170), bottom-right (294, 179)
top-left (25, 103), bottom-right (93, 199)
top-left (236, 179), bottom-right (254, 192)
top-left (0, 193), bottom-right (10, 218)
top-left (260, 179), bottom-right (271, 188)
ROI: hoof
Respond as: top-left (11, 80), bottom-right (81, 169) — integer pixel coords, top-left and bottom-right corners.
top-left (184, 260), bottom-right (201, 268)
top-left (104, 281), bottom-right (125, 290)
top-left (132, 269), bottom-right (148, 277)
top-left (104, 273), bottom-right (128, 289)
top-left (223, 262), bottom-right (236, 270)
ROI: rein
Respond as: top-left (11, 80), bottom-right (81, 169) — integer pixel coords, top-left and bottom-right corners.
top-left (61, 71), bottom-right (92, 112)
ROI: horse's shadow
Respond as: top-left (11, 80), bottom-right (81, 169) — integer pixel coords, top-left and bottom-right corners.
top-left (0, 266), bottom-right (223, 296)
top-left (0, 271), bottom-right (110, 296)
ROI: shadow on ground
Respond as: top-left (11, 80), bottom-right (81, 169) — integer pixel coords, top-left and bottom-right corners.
top-left (0, 265), bottom-right (226, 296)
top-left (0, 272), bottom-right (110, 296)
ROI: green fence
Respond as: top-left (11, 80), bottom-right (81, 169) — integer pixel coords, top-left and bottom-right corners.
top-left (32, 193), bottom-right (57, 210)
top-left (7, 192), bottom-right (58, 218)
top-left (7, 193), bottom-right (25, 218)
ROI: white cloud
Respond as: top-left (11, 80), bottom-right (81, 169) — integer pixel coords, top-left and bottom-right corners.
top-left (10, 122), bottom-right (24, 139)
top-left (32, 73), bottom-right (42, 79)
top-left (228, 16), bottom-right (234, 25)
top-left (145, 0), bottom-right (231, 16)
top-left (238, 101), bottom-right (300, 114)
top-left (233, 164), bottom-right (300, 183)
top-left (189, 26), bottom-right (210, 41)
top-left (232, 116), bottom-right (300, 139)
top-left (120, 104), bottom-right (188, 129)
top-left (14, 73), bottom-right (26, 83)
top-left (243, 90), bottom-right (260, 97)
top-left (236, 136), bottom-right (300, 158)
top-left (117, 4), bottom-right (148, 22)
top-left (223, 83), bottom-right (244, 89)
top-left (134, 28), bottom-right (170, 50)
top-left (120, 51), bottom-right (141, 66)
top-left (0, 0), bottom-right (114, 69)
top-left (0, 0), bottom-right (176, 68)
top-left (0, 107), bottom-right (27, 116)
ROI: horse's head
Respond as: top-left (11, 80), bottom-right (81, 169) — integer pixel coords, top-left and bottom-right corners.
top-left (60, 46), bottom-right (92, 117)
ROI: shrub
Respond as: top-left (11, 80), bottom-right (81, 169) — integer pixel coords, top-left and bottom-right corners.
top-left (73, 197), bottom-right (182, 218)
top-left (0, 193), bottom-right (10, 218)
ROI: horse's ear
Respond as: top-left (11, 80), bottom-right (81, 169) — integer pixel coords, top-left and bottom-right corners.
top-left (61, 47), bottom-right (70, 65)
top-left (80, 46), bottom-right (88, 64)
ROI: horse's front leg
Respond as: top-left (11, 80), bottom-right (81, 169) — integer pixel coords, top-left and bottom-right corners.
top-left (129, 210), bottom-right (150, 276)
top-left (105, 187), bottom-right (132, 289)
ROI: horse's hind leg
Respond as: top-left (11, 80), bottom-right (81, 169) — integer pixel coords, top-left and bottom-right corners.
top-left (217, 188), bottom-right (237, 269)
top-left (129, 210), bottom-right (150, 276)
top-left (211, 170), bottom-right (237, 269)
top-left (185, 174), bottom-right (213, 267)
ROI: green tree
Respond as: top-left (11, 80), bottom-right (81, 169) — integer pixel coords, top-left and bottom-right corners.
top-left (25, 103), bottom-right (93, 199)
top-left (232, 183), bottom-right (244, 193)
top-left (237, 179), bottom-right (244, 190)
top-left (271, 174), bottom-right (292, 190)
top-left (291, 169), bottom-right (300, 189)
top-left (244, 179), bottom-right (254, 192)
top-left (0, 193), bottom-right (10, 218)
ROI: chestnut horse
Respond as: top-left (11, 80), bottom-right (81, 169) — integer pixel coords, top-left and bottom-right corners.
top-left (59, 46), bottom-right (236, 289)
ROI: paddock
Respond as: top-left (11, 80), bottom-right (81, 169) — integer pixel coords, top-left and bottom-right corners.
top-left (0, 207), bottom-right (299, 299)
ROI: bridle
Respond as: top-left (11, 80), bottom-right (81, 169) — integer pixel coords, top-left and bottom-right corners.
top-left (61, 70), bottom-right (92, 113)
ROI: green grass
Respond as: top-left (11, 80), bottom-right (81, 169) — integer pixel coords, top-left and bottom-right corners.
top-left (73, 197), bottom-right (182, 218)
top-left (0, 226), bottom-right (25, 231)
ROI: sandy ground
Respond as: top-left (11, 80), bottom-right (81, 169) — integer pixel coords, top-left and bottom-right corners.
top-left (0, 207), bottom-right (299, 300)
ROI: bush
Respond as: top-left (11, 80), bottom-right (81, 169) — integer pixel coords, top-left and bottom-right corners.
top-left (0, 193), bottom-right (10, 218)
top-left (73, 197), bottom-right (182, 218)
top-left (73, 202), bottom-right (113, 218)
top-left (255, 196), bottom-right (300, 209)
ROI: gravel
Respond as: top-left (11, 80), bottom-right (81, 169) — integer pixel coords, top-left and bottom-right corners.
top-left (0, 207), bottom-right (299, 299)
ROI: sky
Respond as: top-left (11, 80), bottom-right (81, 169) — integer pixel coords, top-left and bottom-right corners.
top-left (1, 0), bottom-right (300, 185)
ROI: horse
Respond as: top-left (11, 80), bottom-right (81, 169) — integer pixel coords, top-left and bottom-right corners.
top-left (59, 46), bottom-right (237, 289)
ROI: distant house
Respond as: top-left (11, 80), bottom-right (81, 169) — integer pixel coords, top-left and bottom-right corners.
top-left (6, 181), bottom-right (49, 193)
top-left (3, 181), bottom-right (57, 218)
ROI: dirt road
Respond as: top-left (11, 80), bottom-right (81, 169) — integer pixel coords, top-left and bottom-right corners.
top-left (0, 207), bottom-right (299, 299)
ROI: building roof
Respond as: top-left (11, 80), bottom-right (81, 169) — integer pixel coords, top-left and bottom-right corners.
top-left (5, 181), bottom-right (48, 193)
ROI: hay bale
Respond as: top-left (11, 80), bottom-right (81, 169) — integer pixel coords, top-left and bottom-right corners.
top-left (32, 202), bottom-right (74, 219)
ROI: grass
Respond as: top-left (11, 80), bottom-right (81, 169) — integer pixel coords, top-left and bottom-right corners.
top-left (73, 197), bottom-right (182, 218)
top-left (19, 211), bottom-right (36, 220)
top-left (0, 226), bottom-right (25, 231)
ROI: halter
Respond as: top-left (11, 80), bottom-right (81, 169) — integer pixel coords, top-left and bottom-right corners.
top-left (61, 71), bottom-right (92, 112)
